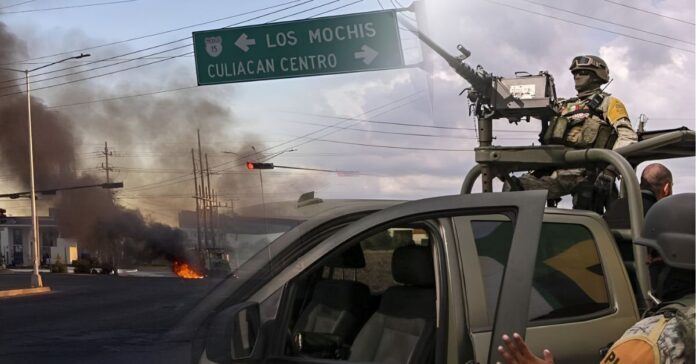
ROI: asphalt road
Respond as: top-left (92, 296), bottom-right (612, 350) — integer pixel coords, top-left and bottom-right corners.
top-left (0, 272), bottom-right (222, 364)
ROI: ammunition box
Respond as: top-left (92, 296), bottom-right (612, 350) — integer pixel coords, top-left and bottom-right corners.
top-left (491, 72), bottom-right (557, 120)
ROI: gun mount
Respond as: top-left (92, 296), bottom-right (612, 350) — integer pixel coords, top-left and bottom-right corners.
top-left (400, 19), bottom-right (558, 191)
top-left (400, 19), bottom-right (557, 123)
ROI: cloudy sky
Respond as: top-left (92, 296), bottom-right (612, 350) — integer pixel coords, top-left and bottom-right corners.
top-left (0, 0), bottom-right (693, 224)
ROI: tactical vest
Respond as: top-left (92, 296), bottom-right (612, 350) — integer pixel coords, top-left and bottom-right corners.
top-left (601, 295), bottom-right (695, 364)
top-left (543, 92), bottom-right (618, 149)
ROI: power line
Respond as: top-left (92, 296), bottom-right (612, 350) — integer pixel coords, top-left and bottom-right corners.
top-left (7, 0), bottom-right (303, 64)
top-left (3, 1), bottom-right (283, 87)
top-left (310, 0), bottom-right (363, 17)
top-left (0, 0), bottom-right (353, 95)
top-left (647, 117), bottom-right (695, 120)
top-left (0, 43), bottom-right (191, 90)
top-left (46, 85), bottom-right (197, 109)
top-left (603, 0), bottom-right (695, 26)
top-left (0, 50), bottom-right (191, 97)
top-left (0, 0), bottom-right (33, 10)
top-left (0, 0), bottom-right (314, 87)
top-left (290, 119), bottom-right (538, 140)
top-left (281, 110), bottom-right (541, 133)
top-left (0, 0), bottom-right (136, 14)
top-left (309, 137), bottom-right (475, 151)
top-left (267, 0), bottom-right (340, 22)
top-left (485, 0), bottom-right (694, 53)
top-left (125, 92), bottom-right (426, 192)
top-left (1, 56), bottom-right (195, 66)
top-left (522, 0), bottom-right (694, 45)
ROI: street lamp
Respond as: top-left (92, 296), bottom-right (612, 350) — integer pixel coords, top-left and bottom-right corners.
top-left (0, 53), bottom-right (90, 288)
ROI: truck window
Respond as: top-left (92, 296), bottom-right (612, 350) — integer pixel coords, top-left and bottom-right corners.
top-left (279, 225), bottom-right (438, 362)
top-left (472, 221), bottom-right (611, 326)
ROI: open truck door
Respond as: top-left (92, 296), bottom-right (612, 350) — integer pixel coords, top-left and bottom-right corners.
top-left (197, 191), bottom-right (547, 364)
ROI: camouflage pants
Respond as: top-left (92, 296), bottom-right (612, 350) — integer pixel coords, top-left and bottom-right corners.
top-left (515, 169), bottom-right (586, 200)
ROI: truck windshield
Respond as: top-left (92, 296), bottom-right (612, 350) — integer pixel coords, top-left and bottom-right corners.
top-left (224, 216), bottom-right (305, 268)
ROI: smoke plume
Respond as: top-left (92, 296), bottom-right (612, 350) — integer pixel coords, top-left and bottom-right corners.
top-left (0, 23), bottom-right (194, 265)
top-left (0, 21), bottom-right (325, 266)
top-left (0, 19), bottom-right (326, 261)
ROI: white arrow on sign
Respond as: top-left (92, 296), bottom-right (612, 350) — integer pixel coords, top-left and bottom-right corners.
top-left (234, 33), bottom-right (256, 52)
top-left (354, 45), bottom-right (378, 65)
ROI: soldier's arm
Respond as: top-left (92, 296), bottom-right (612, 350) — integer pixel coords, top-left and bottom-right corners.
top-left (605, 96), bottom-right (638, 149)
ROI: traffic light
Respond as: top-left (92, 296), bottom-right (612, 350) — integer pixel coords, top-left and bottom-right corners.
top-left (0, 208), bottom-right (6, 224)
top-left (246, 162), bottom-right (274, 170)
top-left (101, 182), bottom-right (124, 189)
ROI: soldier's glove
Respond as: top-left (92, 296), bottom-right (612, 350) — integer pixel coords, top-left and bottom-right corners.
top-left (594, 171), bottom-right (615, 195)
top-left (601, 165), bottom-right (619, 179)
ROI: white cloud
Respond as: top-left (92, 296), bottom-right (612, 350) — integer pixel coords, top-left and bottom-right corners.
top-left (599, 46), bottom-right (630, 81)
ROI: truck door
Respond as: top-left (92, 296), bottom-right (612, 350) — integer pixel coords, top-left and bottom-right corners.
top-left (199, 191), bottom-right (547, 364)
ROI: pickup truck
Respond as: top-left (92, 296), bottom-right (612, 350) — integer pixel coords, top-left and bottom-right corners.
top-left (166, 128), bottom-right (694, 364)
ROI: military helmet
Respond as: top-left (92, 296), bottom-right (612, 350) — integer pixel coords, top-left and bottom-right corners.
top-left (569, 55), bottom-right (610, 83)
top-left (635, 193), bottom-right (695, 270)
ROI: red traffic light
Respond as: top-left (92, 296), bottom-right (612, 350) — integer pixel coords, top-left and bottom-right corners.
top-left (246, 162), bottom-right (274, 170)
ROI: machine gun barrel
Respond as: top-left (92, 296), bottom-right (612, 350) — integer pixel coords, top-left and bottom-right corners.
top-left (399, 19), bottom-right (491, 95)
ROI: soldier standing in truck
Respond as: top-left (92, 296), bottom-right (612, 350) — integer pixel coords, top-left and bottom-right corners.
top-left (507, 55), bottom-right (639, 209)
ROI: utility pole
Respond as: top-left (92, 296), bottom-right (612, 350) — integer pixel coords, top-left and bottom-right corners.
top-left (638, 114), bottom-right (648, 134)
top-left (205, 154), bottom-right (216, 248)
top-left (101, 141), bottom-right (113, 183)
top-left (197, 129), bottom-right (209, 249)
top-left (191, 149), bottom-right (202, 251)
top-left (212, 188), bottom-right (219, 248)
top-left (1, 52), bottom-right (90, 289)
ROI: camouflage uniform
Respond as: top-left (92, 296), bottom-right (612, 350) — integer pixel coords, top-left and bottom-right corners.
top-left (602, 296), bottom-right (695, 364)
top-left (514, 56), bottom-right (637, 200)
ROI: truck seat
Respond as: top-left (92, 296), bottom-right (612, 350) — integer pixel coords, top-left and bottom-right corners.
top-left (349, 244), bottom-right (436, 364)
top-left (293, 244), bottom-right (371, 348)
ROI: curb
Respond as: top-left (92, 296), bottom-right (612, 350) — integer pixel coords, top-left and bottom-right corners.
top-left (0, 287), bottom-right (51, 298)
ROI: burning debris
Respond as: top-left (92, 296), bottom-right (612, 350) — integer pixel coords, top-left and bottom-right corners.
top-left (172, 260), bottom-right (205, 279)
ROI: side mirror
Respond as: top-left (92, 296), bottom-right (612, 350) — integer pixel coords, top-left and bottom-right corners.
top-left (206, 302), bottom-right (260, 363)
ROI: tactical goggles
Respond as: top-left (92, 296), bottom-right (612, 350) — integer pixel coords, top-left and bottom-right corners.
top-left (570, 56), bottom-right (606, 70)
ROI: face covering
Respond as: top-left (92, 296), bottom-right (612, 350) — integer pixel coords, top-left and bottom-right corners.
top-left (573, 72), bottom-right (601, 96)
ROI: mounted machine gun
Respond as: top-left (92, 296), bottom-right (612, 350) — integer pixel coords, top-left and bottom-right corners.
top-left (400, 19), bottom-right (559, 192)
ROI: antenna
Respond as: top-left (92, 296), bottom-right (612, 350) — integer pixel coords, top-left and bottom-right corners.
top-left (601, 78), bottom-right (614, 92)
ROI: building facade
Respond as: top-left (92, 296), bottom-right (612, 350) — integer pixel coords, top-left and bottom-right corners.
top-left (0, 215), bottom-right (59, 267)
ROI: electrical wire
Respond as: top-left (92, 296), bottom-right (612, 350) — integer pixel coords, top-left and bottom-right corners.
top-left (307, 137), bottom-right (475, 151)
top-left (484, 0), bottom-right (694, 53)
top-left (290, 119), bottom-right (538, 139)
top-left (309, 0), bottom-right (363, 17)
top-left (522, 0), bottom-right (694, 45)
top-left (0, 0), bottom-right (136, 14)
top-left (281, 110), bottom-right (541, 133)
top-left (124, 92), bottom-right (426, 192)
top-left (0, 0), bottom-right (33, 10)
top-left (603, 0), bottom-right (695, 26)
top-left (267, 0), bottom-right (340, 22)
top-left (0, 0), bottom-right (357, 95)
top-left (0, 0), bottom-right (316, 88)
top-left (5, 0), bottom-right (304, 64)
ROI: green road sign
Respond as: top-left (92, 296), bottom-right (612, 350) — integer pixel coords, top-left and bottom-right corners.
top-left (192, 10), bottom-right (404, 85)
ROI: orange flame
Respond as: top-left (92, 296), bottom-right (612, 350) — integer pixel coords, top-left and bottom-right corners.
top-left (172, 260), bottom-right (205, 279)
